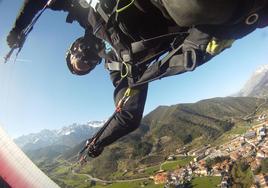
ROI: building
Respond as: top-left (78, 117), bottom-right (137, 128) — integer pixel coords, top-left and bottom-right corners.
top-left (194, 152), bottom-right (206, 162)
top-left (256, 150), bottom-right (266, 158)
top-left (167, 155), bottom-right (176, 161)
top-left (244, 131), bottom-right (256, 139)
top-left (211, 166), bottom-right (221, 176)
top-left (198, 160), bottom-right (206, 167)
top-left (250, 161), bottom-right (260, 172)
top-left (256, 174), bottom-right (268, 187)
top-left (258, 127), bottom-right (266, 141)
top-left (195, 167), bottom-right (208, 176)
top-left (257, 114), bottom-right (267, 121)
top-left (258, 135), bottom-right (263, 141)
top-left (221, 180), bottom-right (228, 188)
top-left (192, 145), bottom-right (210, 156)
top-left (221, 176), bottom-right (230, 188)
top-left (153, 172), bottom-right (168, 185)
top-left (230, 152), bottom-right (242, 161)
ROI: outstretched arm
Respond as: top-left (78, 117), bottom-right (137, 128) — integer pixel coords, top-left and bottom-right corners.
top-left (13, 0), bottom-right (46, 33)
top-left (7, 0), bottom-right (69, 48)
top-left (7, 0), bottom-right (46, 47)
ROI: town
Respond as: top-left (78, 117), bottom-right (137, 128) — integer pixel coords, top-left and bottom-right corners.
top-left (150, 115), bottom-right (268, 188)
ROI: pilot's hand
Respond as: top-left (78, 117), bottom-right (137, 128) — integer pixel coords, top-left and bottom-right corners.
top-left (6, 29), bottom-right (24, 48)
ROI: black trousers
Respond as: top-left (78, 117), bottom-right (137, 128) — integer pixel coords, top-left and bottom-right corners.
top-left (94, 71), bottom-right (148, 148)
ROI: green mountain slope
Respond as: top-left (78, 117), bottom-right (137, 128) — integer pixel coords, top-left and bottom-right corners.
top-left (26, 145), bottom-right (71, 162)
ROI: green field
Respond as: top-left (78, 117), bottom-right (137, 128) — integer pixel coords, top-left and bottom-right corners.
top-left (53, 166), bottom-right (70, 175)
top-left (62, 175), bottom-right (89, 188)
top-left (55, 173), bottom-right (90, 188)
top-left (91, 176), bottom-right (221, 188)
top-left (191, 176), bottom-right (221, 188)
top-left (144, 165), bottom-right (161, 175)
top-left (93, 180), bottom-right (163, 188)
top-left (161, 156), bottom-right (193, 171)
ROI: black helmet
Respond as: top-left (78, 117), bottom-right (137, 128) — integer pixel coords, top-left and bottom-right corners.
top-left (66, 37), bottom-right (102, 76)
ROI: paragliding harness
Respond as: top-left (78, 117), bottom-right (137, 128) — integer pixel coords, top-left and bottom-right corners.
top-left (93, 0), bottom-right (189, 88)
top-left (4, 0), bottom-right (55, 63)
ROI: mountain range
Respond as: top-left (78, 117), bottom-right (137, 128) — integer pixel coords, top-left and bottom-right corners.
top-left (236, 64), bottom-right (268, 98)
top-left (15, 121), bottom-right (105, 152)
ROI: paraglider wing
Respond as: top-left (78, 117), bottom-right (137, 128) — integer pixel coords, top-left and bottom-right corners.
top-left (0, 126), bottom-right (59, 188)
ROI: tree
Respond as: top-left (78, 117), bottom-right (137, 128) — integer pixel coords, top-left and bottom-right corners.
top-left (261, 158), bottom-right (268, 173)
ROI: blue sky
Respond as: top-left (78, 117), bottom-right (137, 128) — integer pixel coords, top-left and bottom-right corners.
top-left (0, 0), bottom-right (268, 138)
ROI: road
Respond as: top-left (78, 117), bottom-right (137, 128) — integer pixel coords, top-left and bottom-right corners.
top-left (72, 170), bottom-right (112, 183)
top-left (71, 167), bottom-right (149, 184)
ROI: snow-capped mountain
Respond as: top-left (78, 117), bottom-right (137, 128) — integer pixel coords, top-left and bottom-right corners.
top-left (236, 65), bottom-right (268, 97)
top-left (15, 120), bottom-right (105, 151)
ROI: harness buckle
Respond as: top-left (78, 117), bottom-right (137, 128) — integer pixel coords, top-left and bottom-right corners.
top-left (111, 32), bottom-right (120, 45)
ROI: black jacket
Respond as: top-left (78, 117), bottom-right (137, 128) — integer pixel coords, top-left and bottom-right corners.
top-left (12, 0), bottom-right (91, 33)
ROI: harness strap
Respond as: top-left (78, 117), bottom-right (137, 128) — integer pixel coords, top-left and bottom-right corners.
top-left (96, 4), bottom-right (109, 22)
top-left (115, 32), bottom-right (188, 87)
top-left (116, 0), bottom-right (135, 13)
top-left (120, 61), bottom-right (130, 78)
top-left (129, 44), bottom-right (183, 88)
top-left (116, 88), bottom-right (133, 112)
top-left (131, 32), bottom-right (186, 54)
top-left (105, 60), bottom-right (121, 71)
